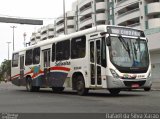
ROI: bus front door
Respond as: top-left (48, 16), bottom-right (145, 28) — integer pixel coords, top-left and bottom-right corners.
top-left (43, 49), bottom-right (50, 87)
top-left (20, 55), bottom-right (25, 86)
top-left (89, 39), bottom-right (102, 88)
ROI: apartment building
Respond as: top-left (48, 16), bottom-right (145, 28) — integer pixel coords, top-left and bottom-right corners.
top-left (55, 11), bottom-right (76, 36)
top-left (30, 0), bottom-right (160, 80)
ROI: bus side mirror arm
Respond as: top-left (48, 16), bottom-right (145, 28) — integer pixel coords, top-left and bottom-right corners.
top-left (106, 37), bottom-right (111, 46)
top-left (146, 38), bottom-right (148, 43)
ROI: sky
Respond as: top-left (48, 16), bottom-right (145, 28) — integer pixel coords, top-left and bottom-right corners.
top-left (0, 0), bottom-right (76, 63)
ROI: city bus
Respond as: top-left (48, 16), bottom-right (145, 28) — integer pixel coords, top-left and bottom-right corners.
top-left (11, 25), bottom-right (152, 95)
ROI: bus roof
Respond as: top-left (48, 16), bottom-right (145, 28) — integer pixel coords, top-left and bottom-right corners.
top-left (13, 25), bottom-right (144, 54)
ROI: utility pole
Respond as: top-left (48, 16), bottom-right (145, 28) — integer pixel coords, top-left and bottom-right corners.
top-left (63, 0), bottom-right (66, 34)
top-left (6, 42), bottom-right (11, 60)
top-left (23, 32), bottom-right (27, 47)
top-left (94, 0), bottom-right (97, 27)
top-left (76, 0), bottom-right (79, 31)
top-left (10, 26), bottom-right (17, 51)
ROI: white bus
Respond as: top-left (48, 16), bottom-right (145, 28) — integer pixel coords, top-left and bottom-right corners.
top-left (11, 25), bottom-right (152, 95)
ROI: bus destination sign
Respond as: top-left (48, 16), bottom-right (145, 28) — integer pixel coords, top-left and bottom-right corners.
top-left (107, 26), bottom-right (145, 37)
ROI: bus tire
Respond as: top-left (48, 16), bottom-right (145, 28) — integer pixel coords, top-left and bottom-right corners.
top-left (26, 78), bottom-right (34, 92)
top-left (108, 89), bottom-right (121, 95)
top-left (35, 87), bottom-right (40, 92)
top-left (76, 75), bottom-right (88, 96)
top-left (52, 87), bottom-right (64, 93)
top-left (144, 87), bottom-right (151, 91)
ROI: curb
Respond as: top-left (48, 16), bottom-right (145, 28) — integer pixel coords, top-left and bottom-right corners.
top-left (151, 88), bottom-right (160, 91)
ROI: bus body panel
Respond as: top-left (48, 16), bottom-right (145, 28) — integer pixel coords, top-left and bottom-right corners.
top-left (11, 25), bottom-right (152, 93)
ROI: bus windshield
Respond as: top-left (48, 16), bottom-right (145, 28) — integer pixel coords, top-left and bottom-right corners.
top-left (109, 36), bottom-right (149, 73)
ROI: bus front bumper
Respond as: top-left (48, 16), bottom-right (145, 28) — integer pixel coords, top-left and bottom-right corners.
top-left (107, 76), bottom-right (152, 89)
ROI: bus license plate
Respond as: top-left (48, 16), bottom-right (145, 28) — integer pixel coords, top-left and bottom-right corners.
top-left (132, 84), bottom-right (140, 88)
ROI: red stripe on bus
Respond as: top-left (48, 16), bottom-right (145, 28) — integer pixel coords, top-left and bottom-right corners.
top-left (50, 66), bottom-right (70, 72)
top-left (24, 71), bottom-right (33, 76)
top-left (11, 67), bottom-right (70, 80)
top-left (11, 74), bottom-right (20, 79)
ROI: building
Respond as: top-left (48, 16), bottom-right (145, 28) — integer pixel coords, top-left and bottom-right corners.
top-left (30, 0), bottom-right (160, 81)
top-left (55, 11), bottom-right (76, 36)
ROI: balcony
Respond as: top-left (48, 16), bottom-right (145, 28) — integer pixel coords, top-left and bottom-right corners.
top-left (116, 0), bottom-right (138, 12)
top-left (79, 17), bottom-right (92, 29)
top-left (30, 40), bottom-right (36, 45)
top-left (79, 7), bottom-right (92, 20)
top-left (117, 8), bottom-right (140, 25)
top-left (67, 19), bottom-right (75, 26)
top-left (48, 31), bottom-right (54, 38)
top-left (79, 0), bottom-right (92, 11)
top-left (56, 17), bottom-right (64, 25)
top-left (67, 11), bottom-right (76, 17)
top-left (35, 33), bottom-right (41, 42)
top-left (41, 34), bottom-right (47, 41)
top-left (56, 23), bottom-right (64, 32)
top-left (30, 33), bottom-right (36, 41)
top-left (96, 2), bottom-right (106, 11)
top-left (67, 28), bottom-right (75, 34)
top-left (56, 32), bottom-right (64, 37)
top-left (127, 23), bottom-right (141, 30)
top-left (147, 2), bottom-right (160, 15)
top-left (41, 27), bottom-right (47, 35)
top-left (148, 18), bottom-right (160, 29)
top-left (96, 13), bottom-right (106, 21)
top-left (47, 24), bottom-right (54, 30)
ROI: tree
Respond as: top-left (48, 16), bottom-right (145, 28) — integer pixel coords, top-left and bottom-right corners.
top-left (0, 59), bottom-right (11, 81)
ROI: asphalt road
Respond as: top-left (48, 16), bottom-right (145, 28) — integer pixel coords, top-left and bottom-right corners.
top-left (0, 82), bottom-right (160, 113)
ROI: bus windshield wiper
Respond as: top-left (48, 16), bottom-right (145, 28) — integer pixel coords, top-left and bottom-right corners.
top-left (133, 42), bottom-right (137, 59)
top-left (118, 35), bottom-right (131, 58)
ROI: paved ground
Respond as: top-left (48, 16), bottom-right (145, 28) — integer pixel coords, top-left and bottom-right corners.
top-left (152, 80), bottom-right (160, 90)
top-left (0, 81), bottom-right (160, 114)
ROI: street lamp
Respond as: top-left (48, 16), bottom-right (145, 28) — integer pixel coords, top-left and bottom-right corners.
top-left (10, 26), bottom-right (17, 51)
top-left (6, 42), bottom-right (11, 60)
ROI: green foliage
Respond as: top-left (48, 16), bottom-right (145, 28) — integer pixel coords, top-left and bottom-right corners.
top-left (0, 59), bottom-right (11, 81)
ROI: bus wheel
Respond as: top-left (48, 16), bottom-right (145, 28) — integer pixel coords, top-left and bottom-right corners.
top-left (144, 87), bottom-right (151, 91)
top-left (52, 87), bottom-right (64, 93)
top-left (108, 89), bottom-right (120, 95)
top-left (76, 75), bottom-right (88, 96)
top-left (26, 79), bottom-right (33, 92)
top-left (35, 87), bottom-right (40, 92)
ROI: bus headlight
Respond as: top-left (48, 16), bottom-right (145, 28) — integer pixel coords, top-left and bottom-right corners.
top-left (110, 69), bottom-right (119, 79)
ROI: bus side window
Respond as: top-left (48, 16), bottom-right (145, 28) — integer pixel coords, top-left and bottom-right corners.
top-left (101, 37), bottom-right (107, 67)
top-left (25, 49), bottom-right (33, 65)
top-left (12, 53), bottom-right (19, 67)
top-left (56, 40), bottom-right (70, 61)
top-left (90, 41), bottom-right (94, 63)
top-left (71, 36), bottom-right (86, 59)
top-left (96, 40), bottom-right (101, 65)
top-left (52, 43), bottom-right (55, 62)
top-left (33, 47), bottom-right (40, 64)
